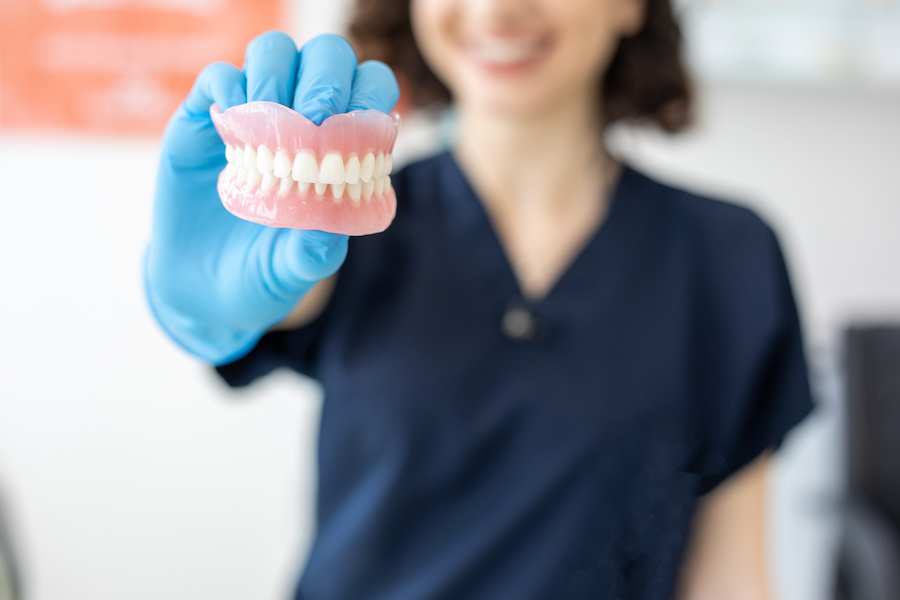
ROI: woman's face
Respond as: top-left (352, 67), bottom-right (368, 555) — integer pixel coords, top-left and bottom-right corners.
top-left (411, 0), bottom-right (646, 117)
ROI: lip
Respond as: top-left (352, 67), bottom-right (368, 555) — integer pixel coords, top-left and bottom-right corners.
top-left (462, 33), bottom-right (553, 75)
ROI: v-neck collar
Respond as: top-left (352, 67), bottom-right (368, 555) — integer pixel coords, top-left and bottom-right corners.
top-left (436, 151), bottom-right (635, 307)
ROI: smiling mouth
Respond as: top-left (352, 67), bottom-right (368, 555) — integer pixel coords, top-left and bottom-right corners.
top-left (464, 34), bottom-right (552, 69)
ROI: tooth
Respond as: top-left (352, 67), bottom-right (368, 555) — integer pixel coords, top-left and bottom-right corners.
top-left (273, 150), bottom-right (292, 178)
top-left (234, 146), bottom-right (245, 169)
top-left (261, 173), bottom-right (278, 192)
top-left (247, 169), bottom-right (263, 188)
top-left (360, 153), bottom-right (375, 183)
top-left (257, 145), bottom-right (275, 174)
top-left (279, 177), bottom-right (294, 196)
top-left (314, 182), bottom-right (328, 196)
top-left (292, 152), bottom-right (318, 183)
top-left (384, 154), bottom-right (393, 175)
top-left (318, 152), bottom-right (345, 184)
top-left (362, 178), bottom-right (375, 201)
top-left (297, 181), bottom-right (311, 195)
top-left (348, 181), bottom-right (362, 203)
top-left (374, 176), bottom-right (384, 197)
top-left (385, 175), bottom-right (391, 192)
top-left (373, 153), bottom-right (385, 179)
top-left (225, 145), bottom-right (235, 164)
top-left (344, 155), bottom-right (360, 184)
top-left (237, 168), bottom-right (248, 185)
top-left (243, 145), bottom-right (257, 171)
top-left (331, 181), bottom-right (345, 201)
top-left (223, 164), bottom-right (238, 180)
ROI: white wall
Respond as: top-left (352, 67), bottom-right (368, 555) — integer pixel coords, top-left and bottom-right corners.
top-left (0, 8), bottom-right (898, 600)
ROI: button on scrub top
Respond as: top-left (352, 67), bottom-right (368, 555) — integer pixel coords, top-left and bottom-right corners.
top-left (218, 152), bottom-right (814, 600)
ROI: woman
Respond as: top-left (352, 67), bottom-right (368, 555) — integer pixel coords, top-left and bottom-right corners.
top-left (146, 0), bottom-right (813, 597)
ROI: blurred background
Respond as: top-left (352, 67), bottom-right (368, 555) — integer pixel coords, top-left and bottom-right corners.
top-left (0, 0), bottom-right (898, 598)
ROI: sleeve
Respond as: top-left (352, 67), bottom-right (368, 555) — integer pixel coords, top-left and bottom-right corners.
top-left (214, 316), bottom-right (326, 387)
top-left (695, 215), bottom-right (815, 495)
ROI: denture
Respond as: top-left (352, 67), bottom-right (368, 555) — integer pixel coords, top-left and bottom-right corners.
top-left (211, 101), bottom-right (400, 236)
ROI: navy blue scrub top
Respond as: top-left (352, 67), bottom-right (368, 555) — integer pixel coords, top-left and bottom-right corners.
top-left (218, 152), bottom-right (814, 600)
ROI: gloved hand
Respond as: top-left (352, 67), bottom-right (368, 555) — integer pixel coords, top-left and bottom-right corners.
top-left (145, 32), bottom-right (400, 364)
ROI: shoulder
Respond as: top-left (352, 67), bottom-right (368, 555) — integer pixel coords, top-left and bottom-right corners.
top-left (624, 166), bottom-right (780, 260)
top-left (623, 166), bottom-right (795, 330)
top-left (623, 166), bottom-right (788, 302)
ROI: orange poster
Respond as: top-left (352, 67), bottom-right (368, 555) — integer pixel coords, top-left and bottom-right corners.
top-left (0, 0), bottom-right (282, 135)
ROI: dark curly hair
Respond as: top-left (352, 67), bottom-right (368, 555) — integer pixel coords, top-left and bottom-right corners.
top-left (348, 0), bottom-right (692, 132)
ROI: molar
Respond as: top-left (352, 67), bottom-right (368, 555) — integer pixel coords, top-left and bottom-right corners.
top-left (234, 146), bottom-right (245, 170)
top-left (385, 154), bottom-right (393, 175)
top-left (344, 155), bottom-right (360, 185)
top-left (374, 176), bottom-right (384, 197)
top-left (261, 173), bottom-right (278, 193)
top-left (319, 152), bottom-right (345, 185)
top-left (373, 153), bottom-right (385, 179)
top-left (243, 145), bottom-right (257, 171)
top-left (225, 144), bottom-right (235, 164)
top-left (348, 181), bottom-right (362, 203)
top-left (273, 150), bottom-right (292, 178)
top-left (257, 145), bottom-right (275, 174)
top-left (223, 164), bottom-right (238, 180)
top-left (360, 153), bottom-right (375, 183)
top-left (292, 152), bottom-right (318, 183)
top-left (236, 167), bottom-right (249, 185)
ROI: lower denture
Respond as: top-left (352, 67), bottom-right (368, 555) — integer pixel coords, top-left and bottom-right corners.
top-left (210, 101), bottom-right (400, 236)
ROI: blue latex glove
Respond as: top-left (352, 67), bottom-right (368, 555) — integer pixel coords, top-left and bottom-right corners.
top-left (146, 32), bottom-right (400, 364)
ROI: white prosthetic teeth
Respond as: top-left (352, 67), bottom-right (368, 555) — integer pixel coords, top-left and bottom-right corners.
top-left (360, 153), bottom-right (375, 183)
top-left (348, 181), bottom-right (362, 203)
top-left (257, 145), bottom-right (275, 174)
top-left (261, 172), bottom-right (278, 193)
top-left (293, 152), bottom-right (318, 183)
top-left (332, 182), bottom-right (346, 201)
top-left (362, 178), bottom-right (375, 201)
top-left (344, 155), bottom-right (360, 185)
top-left (243, 145), bottom-right (257, 171)
top-left (279, 177), bottom-right (294, 196)
top-left (224, 141), bottom-right (396, 201)
top-left (273, 150), bottom-right (292, 178)
top-left (319, 152), bottom-right (345, 185)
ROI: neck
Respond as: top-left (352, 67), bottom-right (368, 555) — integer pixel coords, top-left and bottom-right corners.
top-left (454, 91), bottom-right (612, 214)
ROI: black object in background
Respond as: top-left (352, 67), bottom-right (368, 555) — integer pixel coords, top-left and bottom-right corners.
top-left (836, 325), bottom-right (900, 600)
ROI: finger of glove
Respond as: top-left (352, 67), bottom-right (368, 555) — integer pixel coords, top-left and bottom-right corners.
top-left (271, 229), bottom-right (349, 292)
top-left (244, 31), bottom-right (299, 104)
top-left (184, 62), bottom-right (246, 117)
top-left (293, 34), bottom-right (357, 125)
top-left (347, 60), bottom-right (401, 114)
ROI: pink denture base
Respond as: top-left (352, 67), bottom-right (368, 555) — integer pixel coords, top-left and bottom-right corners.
top-left (211, 101), bottom-right (400, 236)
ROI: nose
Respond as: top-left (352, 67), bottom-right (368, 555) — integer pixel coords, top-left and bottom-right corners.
top-left (462, 0), bottom-right (537, 28)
